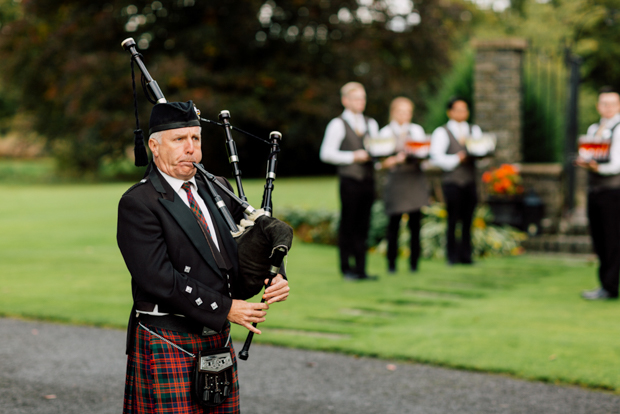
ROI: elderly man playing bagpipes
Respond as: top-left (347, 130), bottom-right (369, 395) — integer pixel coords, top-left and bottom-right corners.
top-left (117, 40), bottom-right (292, 414)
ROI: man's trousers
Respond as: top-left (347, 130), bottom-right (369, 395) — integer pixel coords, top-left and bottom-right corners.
top-left (587, 188), bottom-right (620, 297)
top-left (442, 182), bottom-right (477, 264)
top-left (338, 176), bottom-right (375, 276)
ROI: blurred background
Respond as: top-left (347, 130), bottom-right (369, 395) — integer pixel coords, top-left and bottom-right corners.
top-left (0, 0), bottom-right (616, 180)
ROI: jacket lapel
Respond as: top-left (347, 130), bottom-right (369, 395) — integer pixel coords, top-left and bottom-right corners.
top-left (150, 168), bottom-right (223, 278)
top-left (196, 178), bottom-right (239, 267)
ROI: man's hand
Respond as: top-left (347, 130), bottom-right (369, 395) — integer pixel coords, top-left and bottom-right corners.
top-left (227, 300), bottom-right (269, 335)
top-left (574, 157), bottom-right (599, 172)
top-left (382, 152), bottom-right (406, 169)
top-left (353, 149), bottom-right (370, 163)
top-left (263, 274), bottom-right (290, 304)
top-left (457, 150), bottom-right (468, 162)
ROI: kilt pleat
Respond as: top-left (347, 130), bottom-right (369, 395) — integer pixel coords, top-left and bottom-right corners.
top-left (123, 322), bottom-right (239, 414)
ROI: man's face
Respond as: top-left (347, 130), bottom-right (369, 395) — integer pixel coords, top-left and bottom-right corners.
top-left (342, 89), bottom-right (366, 114)
top-left (149, 126), bottom-right (202, 181)
top-left (392, 102), bottom-right (413, 125)
top-left (447, 100), bottom-right (469, 123)
top-left (597, 93), bottom-right (620, 120)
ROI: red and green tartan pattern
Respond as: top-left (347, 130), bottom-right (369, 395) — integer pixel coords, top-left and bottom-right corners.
top-left (123, 323), bottom-right (239, 414)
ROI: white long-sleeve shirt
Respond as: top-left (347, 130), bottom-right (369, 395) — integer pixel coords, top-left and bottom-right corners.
top-left (586, 113), bottom-right (620, 175)
top-left (378, 120), bottom-right (426, 143)
top-left (429, 120), bottom-right (482, 171)
top-left (320, 109), bottom-right (380, 166)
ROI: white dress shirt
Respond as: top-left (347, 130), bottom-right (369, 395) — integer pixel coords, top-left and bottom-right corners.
top-left (379, 121), bottom-right (426, 143)
top-left (158, 168), bottom-right (220, 250)
top-left (429, 120), bottom-right (482, 171)
top-left (586, 114), bottom-right (620, 175)
top-left (319, 109), bottom-right (380, 165)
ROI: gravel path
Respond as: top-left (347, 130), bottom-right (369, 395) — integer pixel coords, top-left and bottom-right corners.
top-left (1, 318), bottom-right (619, 414)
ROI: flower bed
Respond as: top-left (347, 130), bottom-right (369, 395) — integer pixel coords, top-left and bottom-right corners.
top-left (279, 201), bottom-right (526, 259)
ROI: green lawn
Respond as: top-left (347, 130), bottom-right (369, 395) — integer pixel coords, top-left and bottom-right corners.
top-left (1, 177), bottom-right (618, 392)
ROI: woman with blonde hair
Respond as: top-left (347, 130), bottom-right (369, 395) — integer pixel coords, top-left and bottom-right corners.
top-left (380, 97), bottom-right (429, 273)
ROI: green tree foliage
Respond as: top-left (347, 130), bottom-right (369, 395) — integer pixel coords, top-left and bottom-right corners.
top-left (572, 0), bottom-right (620, 92)
top-left (473, 0), bottom-right (619, 101)
top-left (422, 48), bottom-right (474, 132)
top-left (0, 0), bottom-right (21, 133)
top-left (0, 0), bottom-right (470, 177)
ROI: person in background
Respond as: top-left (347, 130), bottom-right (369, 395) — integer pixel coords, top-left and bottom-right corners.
top-left (320, 82), bottom-right (379, 281)
top-left (576, 86), bottom-right (620, 300)
top-left (379, 97), bottom-right (429, 273)
top-left (430, 97), bottom-right (483, 265)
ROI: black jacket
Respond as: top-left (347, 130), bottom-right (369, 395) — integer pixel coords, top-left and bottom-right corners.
top-left (117, 165), bottom-right (244, 351)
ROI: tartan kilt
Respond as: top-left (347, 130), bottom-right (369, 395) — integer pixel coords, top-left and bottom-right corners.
top-left (123, 322), bottom-right (240, 414)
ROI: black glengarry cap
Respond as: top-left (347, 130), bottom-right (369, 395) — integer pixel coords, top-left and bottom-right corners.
top-left (149, 101), bottom-right (201, 135)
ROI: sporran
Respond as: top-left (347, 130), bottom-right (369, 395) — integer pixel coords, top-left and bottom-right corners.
top-left (192, 347), bottom-right (234, 407)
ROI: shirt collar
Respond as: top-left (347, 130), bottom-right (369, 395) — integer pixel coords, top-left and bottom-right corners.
top-left (447, 119), bottom-right (468, 128)
top-left (601, 114), bottom-right (620, 126)
top-left (158, 167), bottom-right (197, 193)
top-left (389, 120), bottom-right (408, 131)
top-left (342, 109), bottom-right (363, 122)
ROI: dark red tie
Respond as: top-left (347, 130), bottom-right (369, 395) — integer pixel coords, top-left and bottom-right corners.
top-left (181, 181), bottom-right (212, 237)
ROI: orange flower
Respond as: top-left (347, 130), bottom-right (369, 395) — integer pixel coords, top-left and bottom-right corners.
top-left (502, 164), bottom-right (518, 175)
top-left (484, 164), bottom-right (523, 196)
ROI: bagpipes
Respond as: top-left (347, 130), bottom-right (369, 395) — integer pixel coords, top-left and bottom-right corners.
top-left (121, 38), bottom-right (293, 360)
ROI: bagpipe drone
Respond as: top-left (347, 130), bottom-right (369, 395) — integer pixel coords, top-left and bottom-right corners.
top-left (121, 37), bottom-right (293, 360)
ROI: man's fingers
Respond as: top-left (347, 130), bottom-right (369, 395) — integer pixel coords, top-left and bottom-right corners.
top-left (251, 310), bottom-right (268, 318)
top-left (249, 316), bottom-right (266, 324)
top-left (264, 284), bottom-right (289, 296)
top-left (249, 302), bottom-right (269, 310)
top-left (245, 324), bottom-right (262, 335)
top-left (266, 294), bottom-right (288, 304)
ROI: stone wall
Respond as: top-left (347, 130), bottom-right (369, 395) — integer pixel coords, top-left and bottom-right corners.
top-left (473, 38), bottom-right (527, 165)
top-left (519, 163), bottom-right (564, 232)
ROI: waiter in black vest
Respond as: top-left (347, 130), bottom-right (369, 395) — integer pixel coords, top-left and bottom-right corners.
top-left (576, 87), bottom-right (620, 300)
top-left (430, 97), bottom-right (484, 265)
top-left (320, 82), bottom-right (379, 281)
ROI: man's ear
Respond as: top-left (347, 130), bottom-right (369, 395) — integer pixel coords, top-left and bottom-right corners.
top-left (148, 138), bottom-right (158, 158)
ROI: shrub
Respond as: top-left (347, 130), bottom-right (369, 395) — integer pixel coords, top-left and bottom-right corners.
top-left (278, 207), bottom-right (339, 246)
top-left (279, 201), bottom-right (526, 259)
top-left (380, 203), bottom-right (526, 259)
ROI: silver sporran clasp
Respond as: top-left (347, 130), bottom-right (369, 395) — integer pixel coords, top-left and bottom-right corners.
top-left (199, 352), bottom-right (233, 373)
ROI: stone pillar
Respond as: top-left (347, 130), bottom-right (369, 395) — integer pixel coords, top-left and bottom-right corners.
top-left (473, 38), bottom-right (527, 164)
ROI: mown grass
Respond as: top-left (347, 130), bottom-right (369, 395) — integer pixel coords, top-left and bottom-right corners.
top-left (1, 162), bottom-right (618, 392)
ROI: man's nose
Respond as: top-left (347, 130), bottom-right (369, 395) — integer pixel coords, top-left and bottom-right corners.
top-left (185, 139), bottom-right (195, 153)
